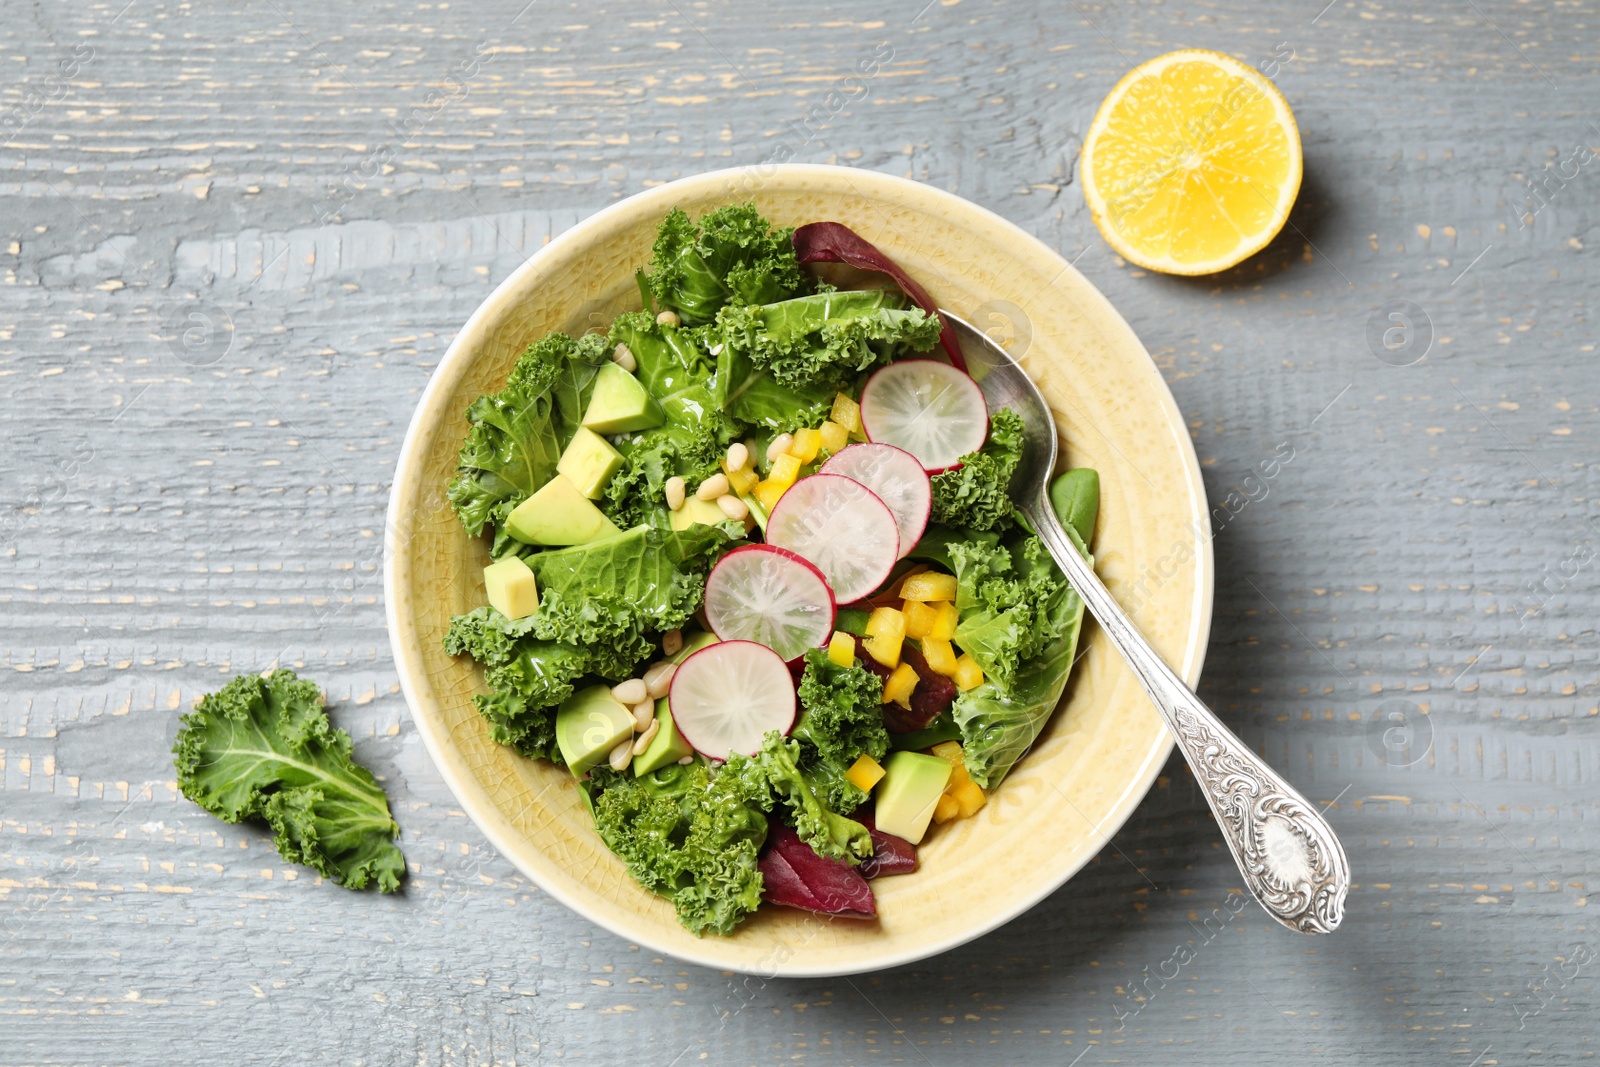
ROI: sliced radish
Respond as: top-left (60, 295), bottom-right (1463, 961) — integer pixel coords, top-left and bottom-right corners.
top-left (765, 474), bottom-right (899, 604)
top-left (859, 359), bottom-right (989, 473)
top-left (819, 443), bottom-right (931, 559)
top-left (669, 640), bottom-right (797, 760)
top-left (703, 545), bottom-right (836, 662)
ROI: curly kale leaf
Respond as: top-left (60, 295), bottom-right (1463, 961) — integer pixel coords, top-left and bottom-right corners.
top-left (788, 649), bottom-right (890, 811)
top-left (646, 204), bottom-right (807, 326)
top-left (522, 522), bottom-right (739, 647)
top-left (929, 408), bottom-right (1027, 532)
top-left (727, 732), bottom-right (874, 865)
top-left (585, 761), bottom-right (769, 936)
top-left (715, 288), bottom-right (942, 397)
top-left (713, 335), bottom-right (836, 434)
top-left (597, 314), bottom-right (741, 528)
top-left (173, 670), bottom-right (405, 892)
top-left (945, 531), bottom-right (1072, 692)
top-left (601, 418), bottom-right (726, 530)
top-left (794, 649), bottom-right (891, 764)
top-left (444, 607), bottom-right (651, 761)
top-left (948, 470), bottom-right (1099, 789)
top-left (608, 311), bottom-right (714, 398)
top-left (447, 331), bottom-right (610, 539)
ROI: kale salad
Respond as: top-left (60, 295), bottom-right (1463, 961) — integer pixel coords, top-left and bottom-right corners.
top-left (442, 204), bottom-right (1099, 935)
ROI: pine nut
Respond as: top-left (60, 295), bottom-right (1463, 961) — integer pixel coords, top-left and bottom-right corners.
top-left (632, 699), bottom-right (655, 731)
top-left (717, 494), bottom-right (749, 521)
top-left (696, 473), bottom-right (730, 501)
top-left (643, 660), bottom-right (677, 699)
top-left (611, 343), bottom-right (637, 373)
top-left (726, 442), bottom-right (749, 472)
top-left (655, 310), bottom-right (680, 327)
top-left (632, 719), bottom-right (660, 755)
top-left (677, 755), bottom-right (695, 765)
top-left (608, 736), bottom-right (634, 771)
top-left (611, 678), bottom-right (647, 705)
top-left (662, 629), bottom-right (684, 656)
top-left (665, 476), bottom-right (686, 511)
top-left (766, 434), bottom-right (794, 466)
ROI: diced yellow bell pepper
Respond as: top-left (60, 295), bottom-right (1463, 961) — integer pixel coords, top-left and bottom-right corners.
top-left (900, 571), bottom-right (957, 603)
top-left (768, 453), bottom-right (802, 486)
top-left (953, 654), bottom-right (984, 691)
top-left (932, 793), bottom-right (961, 824)
top-left (831, 392), bottom-right (864, 438)
top-left (950, 778), bottom-right (986, 818)
top-left (921, 637), bottom-right (958, 677)
top-left (864, 605), bottom-right (906, 640)
top-left (827, 630), bottom-right (857, 668)
top-left (818, 419), bottom-right (850, 454)
top-left (882, 662), bottom-right (918, 707)
top-left (787, 427), bottom-right (822, 463)
top-left (754, 478), bottom-right (788, 512)
top-left (928, 742), bottom-right (972, 794)
top-left (844, 754), bottom-right (886, 793)
top-left (863, 632), bottom-right (903, 669)
top-left (927, 601), bottom-right (959, 641)
top-left (725, 466), bottom-right (759, 496)
top-left (902, 599), bottom-right (937, 639)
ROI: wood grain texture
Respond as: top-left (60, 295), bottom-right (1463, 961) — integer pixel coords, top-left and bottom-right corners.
top-left (1, 0), bottom-right (1594, 1063)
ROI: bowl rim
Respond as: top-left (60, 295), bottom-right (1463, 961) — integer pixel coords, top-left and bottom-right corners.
top-left (384, 163), bottom-right (1213, 976)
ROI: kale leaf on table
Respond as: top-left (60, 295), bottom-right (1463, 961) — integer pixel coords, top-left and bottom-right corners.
top-left (173, 670), bottom-right (405, 892)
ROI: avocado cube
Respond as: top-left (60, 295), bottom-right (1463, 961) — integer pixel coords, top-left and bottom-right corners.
top-left (505, 474), bottom-right (622, 546)
top-left (483, 555), bottom-right (539, 620)
top-left (555, 684), bottom-right (635, 775)
top-left (581, 363), bottom-right (665, 434)
top-left (668, 495), bottom-right (729, 532)
top-left (557, 427), bottom-right (624, 500)
top-left (632, 697), bottom-right (695, 775)
top-left (872, 751), bottom-right (954, 845)
top-left (671, 630), bottom-right (719, 664)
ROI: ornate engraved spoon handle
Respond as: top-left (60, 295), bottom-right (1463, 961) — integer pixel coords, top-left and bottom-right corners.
top-left (1025, 495), bottom-right (1350, 934)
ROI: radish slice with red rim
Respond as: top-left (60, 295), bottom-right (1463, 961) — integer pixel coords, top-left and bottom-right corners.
top-left (818, 443), bottom-right (931, 559)
top-left (765, 474), bottom-right (899, 604)
top-left (703, 545), bottom-right (836, 662)
top-left (668, 640), bottom-right (796, 761)
top-left (859, 359), bottom-right (989, 473)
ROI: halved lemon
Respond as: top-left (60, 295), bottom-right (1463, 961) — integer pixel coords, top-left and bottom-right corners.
top-left (1081, 49), bottom-right (1302, 275)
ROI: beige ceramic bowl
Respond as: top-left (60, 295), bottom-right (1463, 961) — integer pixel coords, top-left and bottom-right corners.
top-left (385, 165), bottom-right (1213, 976)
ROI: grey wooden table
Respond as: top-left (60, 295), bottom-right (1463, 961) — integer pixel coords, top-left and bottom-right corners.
top-left (3, 0), bottom-right (1596, 1063)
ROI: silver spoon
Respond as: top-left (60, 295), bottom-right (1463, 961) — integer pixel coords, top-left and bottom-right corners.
top-left (943, 311), bottom-right (1350, 935)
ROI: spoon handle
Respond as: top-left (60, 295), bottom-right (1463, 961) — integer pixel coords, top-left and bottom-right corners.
top-left (1025, 496), bottom-right (1350, 935)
